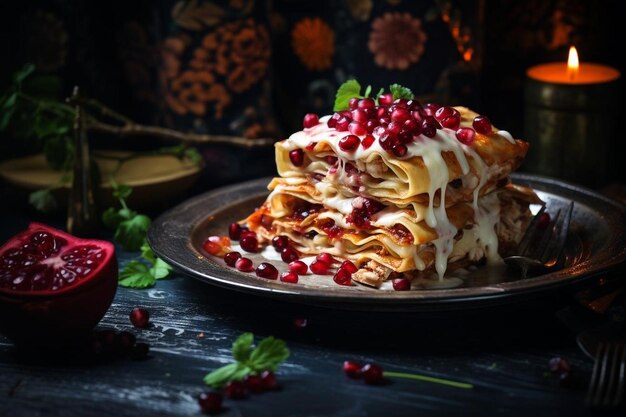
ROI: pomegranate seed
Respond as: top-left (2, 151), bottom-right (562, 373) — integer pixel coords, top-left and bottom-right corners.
top-left (411, 110), bottom-right (423, 122)
top-left (348, 122), bottom-right (367, 136)
top-left (365, 120), bottom-right (377, 133)
top-left (229, 223), bottom-right (243, 240)
top-left (392, 278), bottom-right (411, 291)
top-left (260, 370), bottom-right (279, 390)
top-left (361, 134), bottom-right (375, 149)
top-left (379, 135), bottom-right (398, 150)
top-left (343, 360), bottom-right (362, 378)
top-left (281, 247), bottom-right (299, 263)
top-left (289, 260), bottom-right (308, 274)
top-left (280, 271), bottom-right (299, 283)
top-left (244, 375), bottom-right (265, 393)
top-left (422, 102), bottom-right (440, 116)
top-left (392, 143), bottom-right (407, 157)
top-left (406, 99), bottom-right (421, 110)
top-left (305, 141), bottom-right (317, 151)
top-left (293, 318), bottom-right (308, 329)
top-left (441, 115), bottom-right (461, 129)
top-left (130, 342), bottom-right (150, 360)
top-left (348, 97), bottom-right (360, 109)
top-left (203, 236), bottom-right (229, 256)
top-left (240, 234), bottom-right (258, 253)
top-left (434, 106), bottom-right (454, 121)
top-left (333, 268), bottom-right (352, 286)
top-left (378, 117), bottom-right (391, 126)
top-left (198, 392), bottom-right (223, 414)
top-left (472, 115), bottom-right (492, 134)
top-left (223, 251), bottom-right (241, 267)
top-left (391, 107), bottom-right (411, 122)
top-left (272, 235), bottom-right (289, 251)
top-left (339, 135), bottom-right (361, 152)
top-left (256, 262), bottom-right (278, 280)
top-left (373, 126), bottom-right (386, 137)
top-left (303, 113), bottom-right (320, 128)
top-left (421, 118), bottom-right (438, 138)
top-left (358, 98), bottom-right (375, 110)
top-left (537, 212), bottom-right (551, 230)
top-left (118, 331), bottom-right (136, 353)
top-left (224, 381), bottom-right (247, 399)
top-left (549, 357), bottom-right (571, 374)
top-left (325, 156), bottom-right (338, 165)
top-left (361, 363), bottom-right (384, 384)
top-left (235, 257), bottom-right (254, 272)
top-left (378, 93), bottom-right (394, 105)
top-left (310, 259), bottom-right (330, 275)
top-left (351, 109), bottom-right (368, 123)
top-left (317, 252), bottom-right (336, 264)
top-left (403, 118), bottom-right (420, 134)
top-left (335, 116), bottom-right (351, 131)
top-left (130, 307), bottom-right (150, 328)
top-left (289, 149), bottom-right (304, 166)
top-left (376, 107), bottom-right (387, 118)
top-left (340, 260), bottom-right (358, 273)
top-left (327, 112), bottom-right (341, 128)
top-left (397, 130), bottom-right (413, 144)
top-left (455, 127), bottom-right (476, 145)
top-left (387, 121), bottom-right (402, 135)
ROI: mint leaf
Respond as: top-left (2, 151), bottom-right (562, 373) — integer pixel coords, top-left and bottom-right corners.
top-left (203, 363), bottom-right (250, 389)
top-left (140, 240), bottom-right (156, 263)
top-left (232, 332), bottom-right (254, 362)
top-left (102, 207), bottom-right (124, 229)
top-left (389, 83), bottom-right (414, 100)
top-left (29, 189), bottom-right (57, 213)
top-left (333, 79), bottom-right (362, 111)
top-left (150, 258), bottom-right (172, 280)
top-left (119, 260), bottom-right (155, 288)
top-left (115, 214), bottom-right (151, 251)
top-left (248, 336), bottom-right (290, 372)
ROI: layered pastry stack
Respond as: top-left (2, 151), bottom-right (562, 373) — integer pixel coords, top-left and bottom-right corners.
top-left (245, 93), bottom-right (540, 287)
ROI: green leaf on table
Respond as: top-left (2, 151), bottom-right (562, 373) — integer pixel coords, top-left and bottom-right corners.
top-left (248, 336), bottom-right (290, 372)
top-left (203, 363), bottom-right (250, 389)
top-left (150, 258), bottom-right (172, 280)
top-left (102, 207), bottom-right (124, 229)
top-left (28, 189), bottom-right (57, 213)
top-left (114, 214), bottom-right (151, 251)
top-left (389, 83), bottom-right (414, 100)
top-left (232, 332), bottom-right (254, 362)
top-left (112, 183), bottom-right (133, 201)
top-left (333, 79), bottom-right (362, 111)
top-left (140, 240), bottom-right (157, 263)
top-left (118, 260), bottom-right (155, 288)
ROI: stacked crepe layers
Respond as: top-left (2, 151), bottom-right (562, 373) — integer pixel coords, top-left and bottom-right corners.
top-left (246, 106), bottom-right (541, 287)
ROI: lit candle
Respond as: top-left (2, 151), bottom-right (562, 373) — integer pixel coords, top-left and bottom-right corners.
top-left (524, 46), bottom-right (621, 186)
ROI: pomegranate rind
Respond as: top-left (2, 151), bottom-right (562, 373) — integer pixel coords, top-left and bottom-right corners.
top-left (0, 222), bottom-right (117, 296)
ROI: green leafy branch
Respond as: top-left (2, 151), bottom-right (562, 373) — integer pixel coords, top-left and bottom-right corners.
top-left (204, 333), bottom-right (290, 389)
top-left (333, 80), bottom-right (415, 111)
top-left (118, 241), bottom-right (173, 289)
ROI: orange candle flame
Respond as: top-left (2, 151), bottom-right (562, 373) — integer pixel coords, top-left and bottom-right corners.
top-left (567, 46), bottom-right (579, 81)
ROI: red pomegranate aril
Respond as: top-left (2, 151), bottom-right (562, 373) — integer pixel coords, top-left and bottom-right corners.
top-left (305, 141), bottom-right (317, 151)
top-left (351, 109), bottom-right (368, 123)
top-left (393, 98), bottom-right (409, 108)
top-left (272, 235), bottom-right (289, 251)
top-left (335, 116), bottom-right (351, 131)
top-left (406, 99), bottom-right (421, 110)
top-left (387, 121), bottom-right (402, 135)
top-left (373, 126), bottom-right (387, 137)
top-left (316, 252), bottom-right (336, 264)
top-left (224, 381), bottom-right (248, 399)
top-left (441, 115), bottom-right (461, 129)
top-left (403, 118), bottom-right (420, 133)
top-left (365, 120), bottom-right (377, 134)
top-left (235, 257), bottom-right (254, 272)
top-left (348, 97), bottom-right (360, 110)
top-left (310, 259), bottom-right (330, 275)
top-left (280, 271), bottom-right (299, 283)
top-left (281, 247), bottom-right (299, 263)
top-left (256, 263), bottom-right (278, 280)
top-left (422, 102), bottom-right (440, 116)
top-left (361, 363), bottom-right (384, 384)
top-left (333, 268), bottom-right (352, 286)
top-left (348, 122), bottom-right (367, 136)
top-left (198, 392), bottom-right (223, 414)
top-left (376, 107), bottom-right (387, 118)
top-left (340, 260), bottom-right (358, 273)
top-left (358, 98), bottom-right (375, 110)
top-left (392, 278), bottom-right (411, 291)
top-left (130, 342), bottom-right (150, 360)
top-left (392, 143), bottom-right (408, 157)
top-left (343, 360), bottom-right (362, 378)
top-left (203, 236), bottom-right (230, 256)
top-left (434, 106), bottom-right (454, 121)
top-left (303, 113), bottom-right (320, 129)
top-left (244, 375), bottom-right (265, 393)
top-left (378, 117), bottom-right (391, 126)
top-left (260, 370), bottom-right (279, 390)
top-left (228, 223), bottom-right (243, 240)
top-left (325, 156), bottom-right (339, 166)
top-left (240, 235), bottom-right (258, 253)
top-left (411, 110), bottom-right (423, 122)
top-left (472, 115), bottom-right (492, 134)
top-left (327, 112), bottom-right (341, 128)
top-left (289, 149), bottom-right (304, 167)
top-left (378, 93), bottom-right (394, 105)
top-left (421, 119), bottom-right (438, 138)
top-left (130, 307), bottom-right (150, 328)
top-left (537, 212), bottom-right (551, 230)
top-left (548, 357), bottom-right (571, 374)
top-left (361, 134), bottom-right (375, 149)
top-left (339, 135), bottom-right (361, 152)
top-left (455, 127), bottom-right (476, 145)
top-left (379, 134), bottom-right (397, 150)
top-left (118, 331), bottom-right (136, 352)
top-left (223, 251), bottom-right (241, 267)
top-left (391, 108), bottom-right (411, 122)
top-left (288, 260), bottom-right (308, 274)
top-left (397, 130), bottom-right (413, 144)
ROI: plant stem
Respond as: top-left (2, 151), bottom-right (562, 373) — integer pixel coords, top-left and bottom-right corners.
top-left (383, 371), bottom-right (474, 389)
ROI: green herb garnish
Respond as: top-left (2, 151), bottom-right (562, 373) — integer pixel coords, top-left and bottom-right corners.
top-left (203, 333), bottom-right (290, 388)
top-left (389, 83), bottom-right (415, 100)
top-left (333, 79), bottom-right (415, 111)
top-left (118, 241), bottom-right (172, 288)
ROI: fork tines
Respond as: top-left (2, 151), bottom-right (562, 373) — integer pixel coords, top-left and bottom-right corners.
top-left (586, 342), bottom-right (626, 409)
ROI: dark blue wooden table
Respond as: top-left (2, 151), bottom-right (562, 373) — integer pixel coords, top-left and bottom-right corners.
top-left (0, 205), bottom-right (620, 417)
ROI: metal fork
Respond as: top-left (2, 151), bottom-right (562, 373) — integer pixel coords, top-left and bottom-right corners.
top-left (586, 342), bottom-right (626, 409)
top-left (504, 201), bottom-right (574, 278)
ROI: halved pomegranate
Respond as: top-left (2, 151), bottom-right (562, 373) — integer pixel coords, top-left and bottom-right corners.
top-left (0, 223), bottom-right (118, 340)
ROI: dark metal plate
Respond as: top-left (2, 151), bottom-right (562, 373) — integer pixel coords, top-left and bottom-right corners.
top-left (147, 174), bottom-right (626, 311)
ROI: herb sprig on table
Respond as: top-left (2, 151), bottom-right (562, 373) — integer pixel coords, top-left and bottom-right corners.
top-left (204, 333), bottom-right (290, 388)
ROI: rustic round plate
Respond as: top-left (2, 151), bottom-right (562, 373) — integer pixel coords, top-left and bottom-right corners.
top-left (147, 174), bottom-right (626, 311)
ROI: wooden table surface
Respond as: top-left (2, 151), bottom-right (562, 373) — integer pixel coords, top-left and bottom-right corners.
top-left (0, 206), bottom-right (622, 417)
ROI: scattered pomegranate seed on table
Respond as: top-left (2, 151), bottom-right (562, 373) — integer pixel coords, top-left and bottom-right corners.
top-left (392, 278), bottom-right (411, 291)
top-left (333, 268), bottom-right (353, 286)
top-left (309, 259), bottom-right (330, 275)
top-left (235, 257), bottom-right (254, 272)
top-left (223, 381), bottom-right (248, 399)
top-left (228, 223), bottom-right (243, 240)
top-left (129, 307), bottom-right (150, 328)
top-left (256, 263), bottom-right (278, 280)
top-left (280, 271), bottom-right (299, 283)
top-left (360, 363), bottom-right (384, 385)
top-left (198, 392), bottom-right (223, 414)
top-left (340, 260), bottom-right (358, 274)
top-left (260, 371), bottom-right (279, 390)
top-left (288, 260), bottom-right (308, 274)
top-left (223, 251), bottom-right (241, 267)
top-left (244, 375), bottom-right (265, 393)
top-left (343, 361), bottom-right (362, 378)
top-left (280, 247), bottom-right (299, 263)
top-left (292, 318), bottom-right (308, 329)
top-left (240, 234), bottom-right (258, 253)
top-left (537, 212), bottom-right (551, 230)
